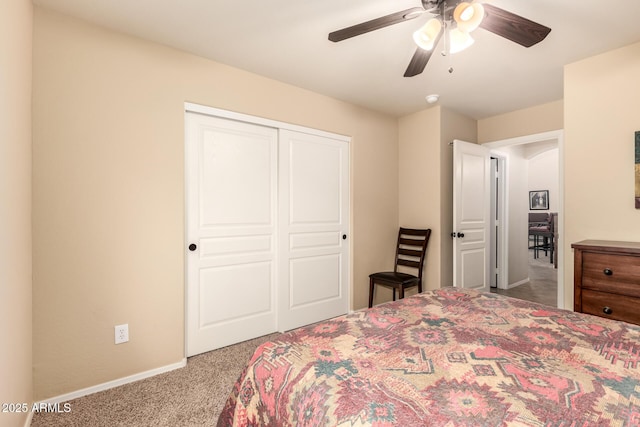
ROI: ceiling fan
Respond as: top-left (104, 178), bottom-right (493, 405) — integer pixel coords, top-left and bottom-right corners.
top-left (328, 0), bottom-right (551, 77)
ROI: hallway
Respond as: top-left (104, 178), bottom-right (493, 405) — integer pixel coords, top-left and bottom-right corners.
top-left (492, 249), bottom-right (557, 307)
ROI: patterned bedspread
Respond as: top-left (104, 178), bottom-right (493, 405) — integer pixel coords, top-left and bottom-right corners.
top-left (217, 288), bottom-right (640, 426)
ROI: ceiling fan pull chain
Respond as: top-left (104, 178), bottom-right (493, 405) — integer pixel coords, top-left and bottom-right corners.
top-left (441, 2), bottom-right (454, 73)
top-left (442, 23), bottom-right (448, 57)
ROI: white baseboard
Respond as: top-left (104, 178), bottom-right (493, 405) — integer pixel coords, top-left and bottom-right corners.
top-left (23, 411), bottom-right (34, 427)
top-left (506, 278), bottom-right (530, 289)
top-left (36, 359), bottom-right (187, 406)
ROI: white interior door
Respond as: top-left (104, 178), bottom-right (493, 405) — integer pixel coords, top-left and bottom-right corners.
top-left (453, 140), bottom-right (490, 291)
top-left (278, 130), bottom-right (349, 331)
top-left (186, 113), bottom-right (278, 356)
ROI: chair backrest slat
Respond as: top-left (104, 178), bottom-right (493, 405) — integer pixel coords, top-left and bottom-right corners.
top-left (400, 228), bottom-right (430, 236)
top-left (397, 259), bottom-right (421, 269)
top-left (398, 248), bottom-right (422, 258)
top-left (398, 237), bottom-right (424, 247)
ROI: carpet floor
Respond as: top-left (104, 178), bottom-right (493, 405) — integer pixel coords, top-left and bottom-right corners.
top-left (31, 333), bottom-right (280, 427)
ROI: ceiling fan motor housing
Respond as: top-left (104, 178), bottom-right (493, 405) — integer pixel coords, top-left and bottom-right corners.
top-left (422, 0), bottom-right (462, 16)
top-left (422, 0), bottom-right (442, 11)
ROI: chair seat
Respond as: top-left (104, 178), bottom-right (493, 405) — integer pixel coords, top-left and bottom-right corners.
top-left (369, 271), bottom-right (419, 287)
top-left (529, 226), bottom-right (550, 233)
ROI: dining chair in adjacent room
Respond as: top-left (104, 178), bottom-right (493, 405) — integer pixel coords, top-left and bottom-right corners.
top-left (368, 227), bottom-right (431, 308)
top-left (528, 212), bottom-right (555, 263)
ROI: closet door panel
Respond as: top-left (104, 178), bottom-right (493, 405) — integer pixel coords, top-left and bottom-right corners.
top-left (186, 113), bottom-right (277, 356)
top-left (289, 254), bottom-right (341, 307)
top-left (279, 130), bottom-right (349, 331)
top-left (200, 131), bottom-right (272, 226)
top-left (289, 140), bottom-right (342, 224)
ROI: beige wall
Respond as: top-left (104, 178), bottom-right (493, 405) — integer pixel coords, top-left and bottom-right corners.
top-left (397, 107), bottom-right (441, 302)
top-left (0, 1), bottom-right (33, 426)
top-left (32, 7), bottom-right (398, 399)
top-left (395, 106), bottom-right (476, 302)
top-left (478, 100), bottom-right (564, 143)
top-left (564, 41), bottom-right (640, 306)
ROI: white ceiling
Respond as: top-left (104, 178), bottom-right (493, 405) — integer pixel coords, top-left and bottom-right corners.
top-left (33, 0), bottom-right (640, 119)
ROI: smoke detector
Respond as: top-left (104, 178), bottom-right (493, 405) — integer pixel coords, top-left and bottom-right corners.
top-left (426, 94), bottom-right (440, 104)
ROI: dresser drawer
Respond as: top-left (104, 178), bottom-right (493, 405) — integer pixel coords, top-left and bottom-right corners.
top-left (581, 252), bottom-right (640, 297)
top-left (581, 289), bottom-right (640, 324)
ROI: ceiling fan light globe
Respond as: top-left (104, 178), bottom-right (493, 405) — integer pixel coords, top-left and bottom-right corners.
top-left (453, 2), bottom-right (484, 33)
top-left (413, 32), bottom-right (436, 50)
top-left (413, 18), bottom-right (442, 50)
top-left (449, 28), bottom-right (474, 54)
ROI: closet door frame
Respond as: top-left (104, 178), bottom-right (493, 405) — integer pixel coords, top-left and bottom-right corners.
top-left (184, 102), bottom-right (352, 356)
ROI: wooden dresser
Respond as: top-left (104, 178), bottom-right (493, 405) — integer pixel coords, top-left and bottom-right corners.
top-left (572, 240), bottom-right (640, 326)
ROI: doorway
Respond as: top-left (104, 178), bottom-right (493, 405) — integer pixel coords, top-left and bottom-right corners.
top-left (483, 130), bottom-right (563, 309)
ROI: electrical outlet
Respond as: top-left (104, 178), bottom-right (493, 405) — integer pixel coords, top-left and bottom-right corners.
top-left (115, 324), bottom-right (129, 344)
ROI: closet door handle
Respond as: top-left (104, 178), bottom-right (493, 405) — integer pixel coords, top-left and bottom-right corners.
top-left (188, 243), bottom-right (197, 252)
top-left (342, 234), bottom-right (347, 240)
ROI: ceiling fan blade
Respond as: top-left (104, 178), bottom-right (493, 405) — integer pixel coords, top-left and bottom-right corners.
top-left (404, 31), bottom-right (442, 77)
top-left (329, 7), bottom-right (424, 42)
top-left (404, 47), bottom-right (433, 77)
top-left (479, 4), bottom-right (551, 48)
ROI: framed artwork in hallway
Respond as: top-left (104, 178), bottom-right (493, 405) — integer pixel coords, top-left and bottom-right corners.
top-left (529, 190), bottom-right (549, 210)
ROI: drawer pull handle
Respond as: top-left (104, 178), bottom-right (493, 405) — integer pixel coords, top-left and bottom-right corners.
top-left (603, 306), bottom-right (613, 315)
top-left (603, 268), bottom-right (613, 276)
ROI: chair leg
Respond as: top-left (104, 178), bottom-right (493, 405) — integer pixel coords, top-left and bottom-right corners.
top-left (392, 289), bottom-right (396, 301)
top-left (368, 278), bottom-right (374, 308)
top-left (543, 237), bottom-right (549, 255)
top-left (399, 287), bottom-right (404, 300)
top-left (418, 280), bottom-right (422, 294)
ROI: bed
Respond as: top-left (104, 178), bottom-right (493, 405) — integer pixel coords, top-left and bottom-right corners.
top-left (217, 288), bottom-right (640, 426)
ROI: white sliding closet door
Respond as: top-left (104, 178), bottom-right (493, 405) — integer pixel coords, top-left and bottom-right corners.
top-left (186, 108), bottom-right (350, 356)
top-left (278, 130), bottom-right (349, 332)
top-left (186, 113), bottom-right (278, 356)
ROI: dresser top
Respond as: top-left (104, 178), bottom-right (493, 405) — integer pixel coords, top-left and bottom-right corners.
top-left (572, 240), bottom-right (640, 254)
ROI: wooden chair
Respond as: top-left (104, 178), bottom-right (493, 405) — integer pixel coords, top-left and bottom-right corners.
top-left (528, 212), bottom-right (556, 264)
top-left (368, 228), bottom-right (431, 308)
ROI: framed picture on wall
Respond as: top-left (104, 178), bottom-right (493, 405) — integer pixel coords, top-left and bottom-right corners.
top-left (529, 190), bottom-right (549, 210)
